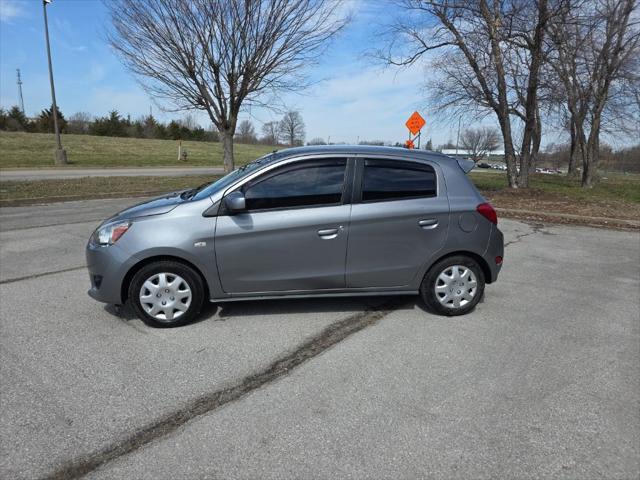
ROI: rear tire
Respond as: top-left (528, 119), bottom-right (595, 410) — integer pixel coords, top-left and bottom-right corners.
top-left (129, 260), bottom-right (204, 328)
top-left (420, 255), bottom-right (485, 316)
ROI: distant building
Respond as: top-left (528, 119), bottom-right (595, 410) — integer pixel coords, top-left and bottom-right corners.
top-left (441, 148), bottom-right (505, 160)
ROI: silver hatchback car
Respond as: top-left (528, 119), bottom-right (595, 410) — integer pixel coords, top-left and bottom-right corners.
top-left (87, 146), bottom-right (503, 327)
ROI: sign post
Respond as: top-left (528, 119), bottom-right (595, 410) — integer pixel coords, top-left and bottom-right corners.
top-left (404, 111), bottom-right (426, 149)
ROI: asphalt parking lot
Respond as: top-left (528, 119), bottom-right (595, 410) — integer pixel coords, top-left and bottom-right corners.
top-left (1, 198), bottom-right (638, 479)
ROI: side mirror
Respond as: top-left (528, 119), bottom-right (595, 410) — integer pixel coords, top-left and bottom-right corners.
top-left (224, 191), bottom-right (246, 213)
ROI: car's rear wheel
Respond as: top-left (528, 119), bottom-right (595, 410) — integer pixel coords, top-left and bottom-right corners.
top-left (420, 255), bottom-right (485, 316)
top-left (129, 260), bottom-right (204, 327)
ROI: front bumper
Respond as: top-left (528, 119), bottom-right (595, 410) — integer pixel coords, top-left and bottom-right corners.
top-left (86, 241), bottom-right (138, 304)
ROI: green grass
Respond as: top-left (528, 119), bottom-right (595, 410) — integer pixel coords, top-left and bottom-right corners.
top-left (0, 131), bottom-right (276, 168)
top-left (470, 171), bottom-right (640, 204)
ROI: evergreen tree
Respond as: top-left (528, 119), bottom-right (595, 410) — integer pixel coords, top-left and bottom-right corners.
top-left (35, 105), bottom-right (67, 133)
top-left (6, 106), bottom-right (29, 131)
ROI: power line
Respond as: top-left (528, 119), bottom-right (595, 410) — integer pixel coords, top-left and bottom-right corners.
top-left (16, 69), bottom-right (25, 114)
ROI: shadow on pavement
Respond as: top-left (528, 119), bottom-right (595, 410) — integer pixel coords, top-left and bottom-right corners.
top-left (104, 295), bottom-right (422, 324)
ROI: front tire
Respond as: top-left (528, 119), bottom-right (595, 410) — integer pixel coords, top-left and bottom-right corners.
top-left (129, 261), bottom-right (204, 328)
top-left (420, 255), bottom-right (485, 316)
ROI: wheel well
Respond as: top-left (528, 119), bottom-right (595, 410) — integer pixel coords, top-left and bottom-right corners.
top-left (429, 251), bottom-right (493, 284)
top-left (120, 255), bottom-right (210, 304)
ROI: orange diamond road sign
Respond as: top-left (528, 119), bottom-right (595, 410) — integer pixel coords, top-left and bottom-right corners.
top-left (405, 111), bottom-right (426, 135)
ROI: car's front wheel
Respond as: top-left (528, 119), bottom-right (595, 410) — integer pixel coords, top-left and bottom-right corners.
top-left (129, 260), bottom-right (204, 327)
top-left (420, 255), bottom-right (485, 316)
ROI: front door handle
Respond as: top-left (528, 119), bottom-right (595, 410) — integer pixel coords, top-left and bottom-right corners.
top-left (317, 228), bottom-right (340, 239)
top-left (419, 218), bottom-right (438, 229)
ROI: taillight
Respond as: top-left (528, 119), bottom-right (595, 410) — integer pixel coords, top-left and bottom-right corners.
top-left (477, 202), bottom-right (497, 225)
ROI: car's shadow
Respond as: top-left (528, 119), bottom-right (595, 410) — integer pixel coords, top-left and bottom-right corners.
top-left (105, 295), bottom-right (425, 326)
top-left (214, 295), bottom-right (419, 319)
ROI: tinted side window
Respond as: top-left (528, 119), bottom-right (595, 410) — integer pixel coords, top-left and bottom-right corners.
top-left (362, 161), bottom-right (436, 201)
top-left (244, 161), bottom-right (346, 210)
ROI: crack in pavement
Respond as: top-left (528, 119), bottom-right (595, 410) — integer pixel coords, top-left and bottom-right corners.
top-left (40, 300), bottom-right (403, 480)
top-left (0, 266), bottom-right (87, 285)
top-left (504, 222), bottom-right (549, 248)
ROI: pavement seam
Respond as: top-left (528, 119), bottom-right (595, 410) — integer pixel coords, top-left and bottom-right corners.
top-left (0, 265), bottom-right (86, 285)
top-left (40, 300), bottom-right (403, 480)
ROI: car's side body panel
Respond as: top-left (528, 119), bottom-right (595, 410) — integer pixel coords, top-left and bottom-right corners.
top-left (214, 204), bottom-right (351, 293)
top-left (345, 158), bottom-right (450, 288)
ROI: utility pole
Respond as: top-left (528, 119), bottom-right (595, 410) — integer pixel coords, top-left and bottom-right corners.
top-left (43, 0), bottom-right (68, 165)
top-left (16, 69), bottom-right (25, 114)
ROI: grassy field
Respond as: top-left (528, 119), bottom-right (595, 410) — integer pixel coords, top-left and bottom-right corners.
top-left (2, 170), bottom-right (638, 227)
top-left (470, 171), bottom-right (640, 204)
top-left (1, 132), bottom-right (638, 228)
top-left (470, 171), bottom-right (640, 224)
top-left (0, 131), bottom-right (275, 168)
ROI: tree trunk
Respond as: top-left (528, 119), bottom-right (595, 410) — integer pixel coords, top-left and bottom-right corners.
top-left (567, 118), bottom-right (579, 176)
top-left (221, 129), bottom-right (235, 173)
top-left (499, 118), bottom-right (519, 188)
top-left (582, 144), bottom-right (596, 187)
top-left (531, 110), bottom-right (542, 172)
top-left (517, 0), bottom-right (547, 189)
top-left (518, 152), bottom-right (530, 187)
top-left (481, 2), bottom-right (518, 189)
top-left (582, 119), bottom-right (601, 188)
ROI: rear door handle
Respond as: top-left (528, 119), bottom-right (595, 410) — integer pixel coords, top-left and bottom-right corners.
top-left (317, 228), bottom-right (340, 239)
top-left (419, 219), bottom-right (438, 229)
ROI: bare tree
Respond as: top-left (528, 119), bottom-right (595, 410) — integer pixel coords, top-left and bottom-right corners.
top-left (461, 127), bottom-right (501, 162)
top-left (236, 119), bottom-right (257, 144)
top-left (106, 0), bottom-right (348, 172)
top-left (308, 137), bottom-right (326, 145)
top-left (547, 0), bottom-right (639, 187)
top-left (278, 110), bottom-right (306, 146)
top-left (380, 0), bottom-right (551, 188)
top-left (261, 121), bottom-right (280, 145)
top-left (67, 112), bottom-right (93, 134)
top-left (179, 114), bottom-right (198, 131)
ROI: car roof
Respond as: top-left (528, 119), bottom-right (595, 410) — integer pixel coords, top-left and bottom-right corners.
top-left (271, 145), bottom-right (453, 163)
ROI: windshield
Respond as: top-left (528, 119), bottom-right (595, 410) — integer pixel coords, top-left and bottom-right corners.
top-left (190, 153), bottom-right (276, 201)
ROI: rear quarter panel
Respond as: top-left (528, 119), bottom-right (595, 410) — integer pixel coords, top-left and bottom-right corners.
top-left (409, 161), bottom-right (492, 288)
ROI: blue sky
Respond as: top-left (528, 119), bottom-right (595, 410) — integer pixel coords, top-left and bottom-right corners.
top-left (1, 0), bottom-right (458, 145)
top-left (5, 0), bottom-right (631, 149)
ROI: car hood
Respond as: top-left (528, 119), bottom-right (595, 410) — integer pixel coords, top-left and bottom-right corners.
top-left (109, 191), bottom-right (186, 222)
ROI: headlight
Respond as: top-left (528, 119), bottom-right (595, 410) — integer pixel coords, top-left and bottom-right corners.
top-left (91, 221), bottom-right (131, 246)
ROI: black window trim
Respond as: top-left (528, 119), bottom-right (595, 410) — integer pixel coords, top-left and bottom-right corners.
top-left (221, 157), bottom-right (355, 215)
top-left (353, 157), bottom-right (438, 204)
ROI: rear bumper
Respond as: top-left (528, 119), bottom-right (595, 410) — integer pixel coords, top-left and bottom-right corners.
top-left (86, 242), bottom-right (137, 304)
top-left (483, 225), bottom-right (504, 283)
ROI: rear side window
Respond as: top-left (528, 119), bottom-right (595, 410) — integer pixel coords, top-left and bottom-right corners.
top-left (362, 160), bottom-right (436, 201)
top-left (244, 160), bottom-right (346, 210)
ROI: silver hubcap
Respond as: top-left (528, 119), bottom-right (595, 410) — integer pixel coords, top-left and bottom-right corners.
top-left (139, 272), bottom-right (192, 322)
top-left (435, 265), bottom-right (477, 309)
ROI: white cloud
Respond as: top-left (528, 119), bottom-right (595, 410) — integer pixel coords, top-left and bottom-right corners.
top-left (243, 64), bottom-right (429, 144)
top-left (0, 0), bottom-right (24, 23)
